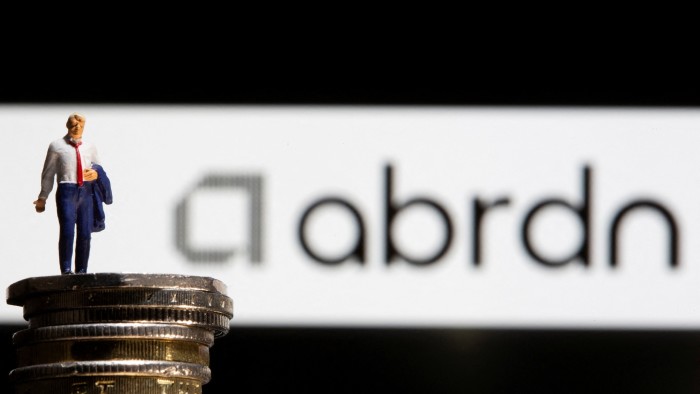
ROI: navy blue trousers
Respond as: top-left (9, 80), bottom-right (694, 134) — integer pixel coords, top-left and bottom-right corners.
top-left (56, 183), bottom-right (93, 274)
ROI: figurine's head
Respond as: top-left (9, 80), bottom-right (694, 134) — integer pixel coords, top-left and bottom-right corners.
top-left (66, 113), bottom-right (86, 141)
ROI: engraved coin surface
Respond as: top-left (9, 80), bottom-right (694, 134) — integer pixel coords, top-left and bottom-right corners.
top-left (13, 376), bottom-right (204, 394)
top-left (6, 273), bottom-right (233, 394)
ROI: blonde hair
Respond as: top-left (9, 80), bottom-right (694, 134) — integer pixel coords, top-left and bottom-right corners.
top-left (66, 113), bottom-right (86, 128)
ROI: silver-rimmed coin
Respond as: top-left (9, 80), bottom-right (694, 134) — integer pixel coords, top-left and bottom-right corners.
top-left (13, 323), bottom-right (215, 346)
top-left (27, 307), bottom-right (231, 336)
top-left (9, 360), bottom-right (211, 382)
top-left (22, 288), bottom-right (233, 319)
top-left (7, 273), bottom-right (228, 306)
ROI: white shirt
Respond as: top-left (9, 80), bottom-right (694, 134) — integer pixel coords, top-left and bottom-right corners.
top-left (38, 135), bottom-right (100, 200)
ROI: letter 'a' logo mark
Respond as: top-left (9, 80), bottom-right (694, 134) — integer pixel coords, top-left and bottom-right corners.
top-left (175, 174), bottom-right (263, 263)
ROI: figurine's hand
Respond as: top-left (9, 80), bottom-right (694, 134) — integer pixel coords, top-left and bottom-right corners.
top-left (83, 169), bottom-right (98, 182)
top-left (34, 199), bottom-right (46, 213)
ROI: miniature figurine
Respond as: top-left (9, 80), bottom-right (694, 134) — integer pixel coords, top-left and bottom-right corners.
top-left (33, 113), bottom-right (112, 275)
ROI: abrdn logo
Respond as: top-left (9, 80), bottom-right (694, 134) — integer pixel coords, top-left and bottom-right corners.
top-left (175, 163), bottom-right (680, 269)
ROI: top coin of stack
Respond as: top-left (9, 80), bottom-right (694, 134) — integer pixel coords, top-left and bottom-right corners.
top-left (6, 273), bottom-right (234, 394)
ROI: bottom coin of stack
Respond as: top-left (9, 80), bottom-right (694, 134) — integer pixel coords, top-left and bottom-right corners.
top-left (6, 273), bottom-right (234, 394)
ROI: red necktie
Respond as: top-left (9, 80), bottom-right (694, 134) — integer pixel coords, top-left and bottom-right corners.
top-left (71, 141), bottom-right (83, 186)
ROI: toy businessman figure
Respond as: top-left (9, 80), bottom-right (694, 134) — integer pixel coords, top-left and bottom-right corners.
top-left (34, 113), bottom-right (112, 274)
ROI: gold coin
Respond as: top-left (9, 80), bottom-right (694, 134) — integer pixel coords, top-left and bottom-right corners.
top-left (15, 339), bottom-right (210, 366)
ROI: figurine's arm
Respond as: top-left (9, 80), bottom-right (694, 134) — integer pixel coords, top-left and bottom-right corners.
top-left (34, 147), bottom-right (58, 213)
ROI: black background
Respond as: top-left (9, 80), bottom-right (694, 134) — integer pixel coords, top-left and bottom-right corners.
top-left (3, 40), bottom-right (700, 393)
top-left (4, 325), bottom-right (700, 393)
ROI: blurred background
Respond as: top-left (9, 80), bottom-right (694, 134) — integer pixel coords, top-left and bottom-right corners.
top-left (3, 43), bottom-right (700, 393)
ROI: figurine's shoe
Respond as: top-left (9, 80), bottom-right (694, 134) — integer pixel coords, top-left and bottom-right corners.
top-left (61, 271), bottom-right (73, 275)
top-left (76, 270), bottom-right (87, 274)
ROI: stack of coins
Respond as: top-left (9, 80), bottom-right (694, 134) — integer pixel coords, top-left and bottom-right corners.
top-left (6, 273), bottom-right (234, 394)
